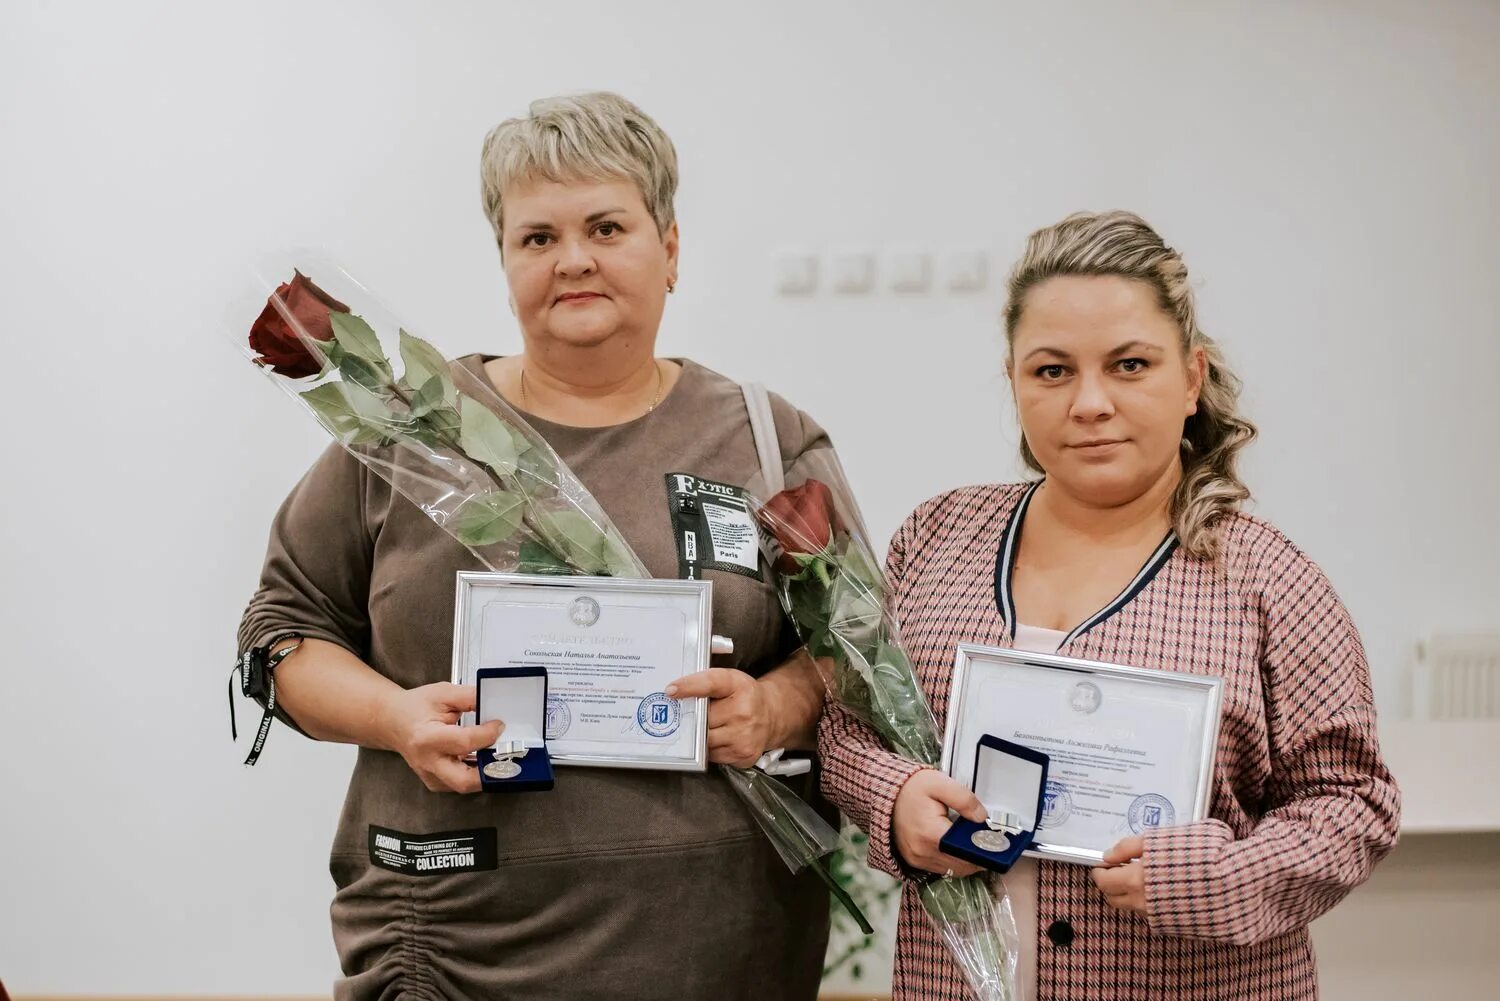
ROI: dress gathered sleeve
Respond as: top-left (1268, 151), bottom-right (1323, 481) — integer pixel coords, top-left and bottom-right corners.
top-left (236, 442), bottom-right (377, 731)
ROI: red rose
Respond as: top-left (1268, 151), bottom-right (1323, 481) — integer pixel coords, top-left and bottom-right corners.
top-left (756, 479), bottom-right (844, 571)
top-left (248, 271), bottom-right (349, 378)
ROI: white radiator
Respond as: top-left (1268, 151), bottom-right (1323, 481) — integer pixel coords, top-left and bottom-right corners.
top-left (1413, 633), bottom-right (1500, 720)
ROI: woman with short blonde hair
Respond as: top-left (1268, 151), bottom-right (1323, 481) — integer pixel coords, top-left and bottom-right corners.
top-left (239, 92), bottom-right (834, 1000)
top-left (480, 91), bottom-right (681, 241)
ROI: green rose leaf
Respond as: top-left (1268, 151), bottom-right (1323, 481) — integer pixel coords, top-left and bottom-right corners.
top-left (772, 551), bottom-right (821, 584)
top-left (524, 509), bottom-right (634, 575)
top-left (408, 374), bottom-right (448, 419)
top-left (329, 312), bottom-right (392, 383)
top-left (449, 490), bottom-right (526, 547)
top-left (300, 381), bottom-right (398, 446)
top-left (399, 330), bottom-right (455, 407)
top-left (533, 508), bottom-right (614, 575)
top-left (459, 394), bottom-right (520, 476)
top-left (829, 566), bottom-right (881, 637)
top-left (419, 401), bottom-right (462, 437)
top-left (337, 351), bottom-right (395, 396)
top-left (517, 539), bottom-right (575, 576)
top-left (840, 541), bottom-right (882, 590)
top-left (600, 528), bottom-right (644, 577)
top-left (406, 402), bottom-right (462, 449)
top-left (506, 442), bottom-right (556, 496)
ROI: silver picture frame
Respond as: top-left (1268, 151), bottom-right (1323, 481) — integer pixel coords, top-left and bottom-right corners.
top-left (941, 642), bottom-right (1224, 865)
top-left (452, 572), bottom-right (713, 772)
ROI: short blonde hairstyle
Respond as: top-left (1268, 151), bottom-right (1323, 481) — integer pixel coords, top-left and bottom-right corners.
top-left (1002, 211), bottom-right (1258, 561)
top-left (479, 92), bottom-right (679, 249)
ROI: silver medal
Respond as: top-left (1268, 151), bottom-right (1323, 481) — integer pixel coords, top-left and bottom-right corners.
top-left (972, 829), bottom-right (1011, 853)
top-left (483, 758), bottom-right (522, 780)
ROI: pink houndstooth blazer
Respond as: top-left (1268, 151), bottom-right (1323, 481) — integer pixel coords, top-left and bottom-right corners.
top-left (819, 482), bottom-right (1400, 1000)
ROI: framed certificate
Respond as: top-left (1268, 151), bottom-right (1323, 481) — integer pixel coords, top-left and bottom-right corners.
top-left (451, 572), bottom-right (712, 772)
top-left (940, 643), bottom-right (1223, 865)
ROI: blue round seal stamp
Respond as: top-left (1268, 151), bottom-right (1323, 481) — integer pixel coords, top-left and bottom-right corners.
top-left (637, 692), bottom-right (681, 738)
top-left (1128, 793), bottom-right (1176, 832)
top-left (545, 696), bottom-right (571, 739)
top-left (1039, 780), bottom-right (1073, 830)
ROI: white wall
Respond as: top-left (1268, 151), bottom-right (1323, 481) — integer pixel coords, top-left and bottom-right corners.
top-left (1, 0), bottom-right (1496, 995)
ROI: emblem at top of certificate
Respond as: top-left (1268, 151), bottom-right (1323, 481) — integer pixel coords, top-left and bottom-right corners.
top-left (569, 596), bottom-right (601, 628)
top-left (1068, 681), bottom-right (1102, 714)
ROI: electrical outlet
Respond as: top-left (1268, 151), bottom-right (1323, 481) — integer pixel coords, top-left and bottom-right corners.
top-left (831, 251), bottom-right (876, 294)
top-left (943, 251), bottom-right (988, 292)
top-left (888, 251), bottom-right (931, 293)
top-left (773, 251), bottom-right (818, 295)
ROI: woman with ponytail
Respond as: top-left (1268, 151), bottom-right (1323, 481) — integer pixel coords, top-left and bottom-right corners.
top-left (820, 211), bottom-right (1400, 1000)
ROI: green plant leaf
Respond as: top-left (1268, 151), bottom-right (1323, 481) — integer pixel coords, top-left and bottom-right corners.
top-left (329, 312), bottom-right (392, 382)
top-left (781, 551), bottom-right (824, 582)
top-left (406, 404), bottom-right (462, 449)
top-left (408, 374), bottom-right (448, 418)
top-left (840, 541), bottom-right (882, 589)
top-left (507, 420), bottom-right (535, 457)
top-left (399, 330), bottom-right (454, 406)
top-left (459, 394), bottom-right (520, 476)
top-left (517, 539), bottom-right (575, 576)
top-left (828, 564), bottom-right (882, 641)
top-left (599, 528), bottom-right (643, 577)
top-left (337, 351), bottom-right (394, 396)
top-left (300, 381), bottom-right (398, 446)
top-left (787, 583), bottom-right (834, 638)
top-left (419, 401), bottom-right (462, 438)
top-left (449, 490), bottom-right (525, 546)
top-left (508, 441), bottom-right (555, 495)
top-left (533, 508), bottom-right (612, 574)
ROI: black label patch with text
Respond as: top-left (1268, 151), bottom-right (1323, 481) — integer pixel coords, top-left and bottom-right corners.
top-left (368, 825), bottom-right (498, 876)
top-left (665, 473), bottom-right (764, 582)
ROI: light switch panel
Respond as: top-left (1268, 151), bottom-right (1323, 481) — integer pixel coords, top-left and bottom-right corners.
top-left (888, 251), bottom-right (931, 293)
top-left (773, 251), bottom-right (818, 295)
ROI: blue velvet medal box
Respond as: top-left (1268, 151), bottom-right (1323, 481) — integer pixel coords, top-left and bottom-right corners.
top-left (939, 735), bottom-right (1050, 873)
top-left (475, 666), bottom-right (554, 792)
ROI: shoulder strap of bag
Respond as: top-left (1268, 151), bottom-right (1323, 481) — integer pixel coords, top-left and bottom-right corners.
top-left (740, 381), bottom-right (812, 777)
top-left (740, 381), bottom-right (785, 495)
